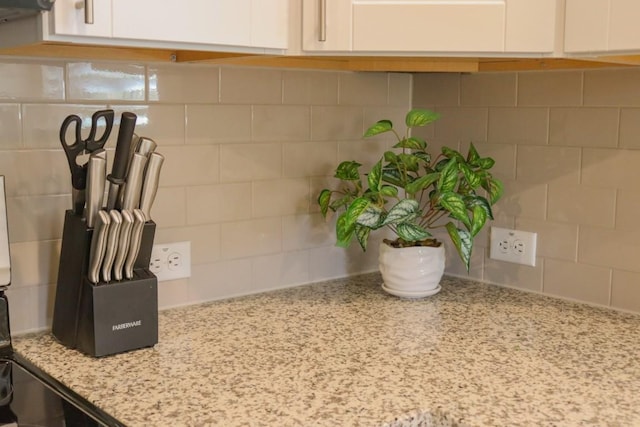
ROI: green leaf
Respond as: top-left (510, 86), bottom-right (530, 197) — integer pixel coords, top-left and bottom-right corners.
top-left (470, 204), bottom-right (487, 237)
top-left (364, 120), bottom-right (393, 137)
top-left (458, 162), bottom-right (481, 189)
top-left (382, 169), bottom-right (403, 187)
top-left (336, 213), bottom-right (354, 248)
top-left (446, 222), bottom-right (473, 272)
top-left (384, 151), bottom-right (398, 163)
top-left (394, 137), bottom-right (427, 150)
top-left (329, 194), bottom-right (351, 211)
top-left (318, 189), bottom-right (331, 217)
top-left (380, 185), bottom-right (398, 197)
top-left (481, 176), bottom-right (504, 204)
top-left (467, 142), bottom-right (480, 165)
top-left (355, 225), bottom-right (370, 251)
top-left (477, 157), bottom-right (496, 170)
top-left (398, 153), bottom-right (419, 172)
top-left (367, 160), bottom-right (383, 192)
top-left (405, 172), bottom-right (439, 195)
top-left (439, 192), bottom-right (471, 229)
top-left (412, 151), bottom-right (431, 164)
top-left (396, 222), bottom-right (431, 242)
top-left (405, 109), bottom-right (440, 127)
top-left (345, 197), bottom-right (370, 228)
top-left (356, 204), bottom-right (384, 229)
top-left (441, 146), bottom-right (465, 163)
top-left (382, 199), bottom-right (421, 226)
top-left (436, 158), bottom-right (459, 192)
top-left (464, 195), bottom-right (494, 220)
top-left (335, 161), bottom-right (361, 181)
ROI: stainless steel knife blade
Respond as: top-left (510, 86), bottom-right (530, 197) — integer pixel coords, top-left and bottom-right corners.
top-left (124, 209), bottom-right (146, 280)
top-left (139, 152), bottom-right (164, 220)
top-left (87, 210), bottom-right (110, 284)
top-left (85, 149), bottom-right (106, 228)
top-left (121, 153), bottom-right (147, 211)
top-left (112, 209), bottom-right (134, 281)
top-left (100, 210), bottom-right (122, 283)
top-left (136, 137), bottom-right (157, 157)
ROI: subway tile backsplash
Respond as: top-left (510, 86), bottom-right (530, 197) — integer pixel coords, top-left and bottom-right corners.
top-left (1, 58), bottom-right (408, 333)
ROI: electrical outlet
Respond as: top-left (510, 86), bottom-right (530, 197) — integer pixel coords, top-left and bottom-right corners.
top-left (489, 227), bottom-right (537, 266)
top-left (149, 241), bottom-right (191, 281)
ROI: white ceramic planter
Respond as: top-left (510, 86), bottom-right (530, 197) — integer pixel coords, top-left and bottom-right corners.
top-left (378, 242), bottom-right (445, 298)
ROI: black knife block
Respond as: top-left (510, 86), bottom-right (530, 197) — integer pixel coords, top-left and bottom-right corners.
top-left (52, 210), bottom-right (158, 357)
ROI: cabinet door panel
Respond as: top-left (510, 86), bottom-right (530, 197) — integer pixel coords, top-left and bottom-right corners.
top-left (564, 0), bottom-right (609, 52)
top-left (302, 0), bottom-right (352, 51)
top-left (608, 0), bottom-right (640, 51)
top-left (505, 0), bottom-right (556, 52)
top-left (352, 2), bottom-right (505, 52)
top-left (52, 0), bottom-right (112, 38)
top-left (252, 0), bottom-right (288, 49)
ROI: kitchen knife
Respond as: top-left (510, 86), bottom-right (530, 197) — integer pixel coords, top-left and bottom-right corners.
top-left (112, 209), bottom-right (134, 281)
top-left (87, 210), bottom-right (111, 284)
top-left (139, 152), bottom-right (164, 220)
top-left (136, 136), bottom-right (157, 157)
top-left (106, 112), bottom-right (137, 210)
top-left (124, 209), bottom-right (146, 280)
top-left (100, 210), bottom-right (122, 283)
top-left (121, 153), bottom-right (147, 211)
top-left (85, 149), bottom-right (106, 228)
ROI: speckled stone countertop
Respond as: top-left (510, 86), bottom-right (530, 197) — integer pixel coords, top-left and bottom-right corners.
top-left (13, 274), bottom-right (640, 426)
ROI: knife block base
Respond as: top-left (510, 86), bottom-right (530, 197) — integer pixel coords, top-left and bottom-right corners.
top-left (52, 210), bottom-right (158, 357)
top-left (76, 272), bottom-right (158, 357)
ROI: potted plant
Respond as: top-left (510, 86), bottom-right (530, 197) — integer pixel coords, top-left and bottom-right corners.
top-left (318, 108), bottom-right (503, 297)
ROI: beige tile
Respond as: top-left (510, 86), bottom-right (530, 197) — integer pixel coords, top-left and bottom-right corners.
top-left (549, 108), bottom-right (619, 147)
top-left (517, 70), bottom-right (583, 106)
top-left (308, 244), bottom-right (379, 282)
top-left (283, 141), bottom-right (337, 178)
top-left (154, 224), bottom-right (221, 265)
top-left (484, 257), bottom-right (543, 292)
top-left (460, 73), bottom-right (517, 107)
top-left (9, 240), bottom-right (61, 287)
top-left (516, 146), bottom-right (580, 185)
top-left (186, 183), bottom-right (251, 225)
top-left (582, 148), bottom-right (640, 189)
top-left (251, 251), bottom-right (310, 291)
top-left (282, 213), bottom-right (335, 251)
top-left (337, 139), bottom-right (389, 171)
top-left (611, 270), bottom-right (640, 313)
top-left (22, 104), bottom-right (107, 149)
top-left (413, 73), bottom-right (460, 106)
top-left (515, 218), bottom-right (578, 262)
top-left (0, 104), bottom-right (21, 149)
top-left (339, 72), bottom-right (389, 106)
top-left (493, 180), bottom-right (547, 220)
top-left (584, 68), bottom-right (640, 107)
top-left (219, 218), bottom-right (282, 259)
top-left (6, 195), bottom-right (68, 242)
top-left (152, 187), bottom-right (187, 227)
top-left (618, 108), bottom-right (640, 149)
top-left (219, 66), bottom-right (282, 104)
top-left (252, 105), bottom-right (310, 142)
top-left (0, 60), bottom-right (64, 101)
top-left (444, 243), bottom-right (485, 281)
top-left (282, 70), bottom-right (339, 105)
top-left (220, 143), bottom-right (282, 182)
top-left (5, 285), bottom-right (53, 333)
top-left (188, 259), bottom-right (253, 302)
top-left (67, 62), bottom-right (145, 101)
top-left (252, 178), bottom-right (310, 217)
top-left (433, 107), bottom-right (488, 143)
top-left (311, 106), bottom-right (364, 141)
top-left (0, 150), bottom-right (69, 197)
top-left (157, 279), bottom-right (190, 310)
top-left (148, 64), bottom-right (219, 103)
top-left (186, 105), bottom-right (251, 144)
top-left (578, 226), bottom-right (640, 273)
top-left (388, 73), bottom-right (412, 107)
top-left (547, 184), bottom-right (615, 227)
top-left (488, 107), bottom-right (548, 145)
top-left (460, 141), bottom-right (516, 180)
top-left (160, 145), bottom-right (219, 186)
top-left (543, 259), bottom-right (611, 305)
top-left (109, 104), bottom-right (186, 146)
top-left (615, 189), bottom-right (640, 230)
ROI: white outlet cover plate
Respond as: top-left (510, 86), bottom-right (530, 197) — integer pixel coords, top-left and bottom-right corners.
top-left (489, 227), bottom-right (537, 267)
top-left (150, 241), bottom-right (191, 282)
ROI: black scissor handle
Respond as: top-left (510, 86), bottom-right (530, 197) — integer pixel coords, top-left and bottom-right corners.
top-left (59, 114), bottom-right (84, 154)
top-left (85, 109), bottom-right (115, 152)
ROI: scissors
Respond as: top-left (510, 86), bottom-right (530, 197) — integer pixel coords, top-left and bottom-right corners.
top-left (59, 109), bottom-right (115, 215)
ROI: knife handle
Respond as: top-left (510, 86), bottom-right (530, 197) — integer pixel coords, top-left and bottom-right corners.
top-left (121, 153), bottom-right (148, 211)
top-left (86, 150), bottom-right (106, 228)
top-left (124, 209), bottom-right (146, 280)
top-left (113, 210), bottom-right (134, 281)
top-left (101, 210), bottom-right (122, 283)
top-left (87, 210), bottom-right (110, 284)
top-left (139, 152), bottom-right (164, 220)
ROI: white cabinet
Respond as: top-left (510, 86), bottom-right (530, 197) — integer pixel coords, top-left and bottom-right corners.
top-left (565, 0), bottom-right (640, 54)
top-left (302, 0), bottom-right (558, 54)
top-left (2, 0), bottom-right (288, 52)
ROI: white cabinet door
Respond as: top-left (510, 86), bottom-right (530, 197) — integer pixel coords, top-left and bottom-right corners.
top-left (50, 0), bottom-right (112, 38)
top-left (565, 0), bottom-right (640, 53)
top-left (303, 0), bottom-right (557, 54)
